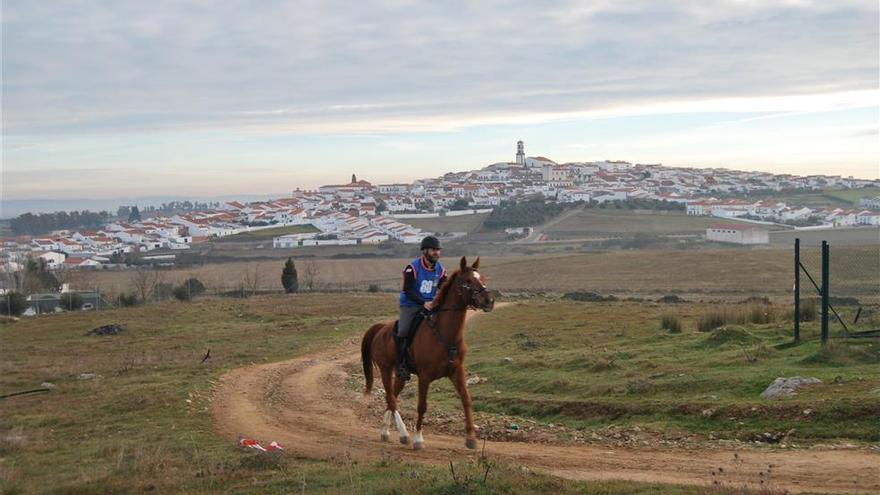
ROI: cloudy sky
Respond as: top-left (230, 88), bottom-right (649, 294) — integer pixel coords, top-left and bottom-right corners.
top-left (2, 0), bottom-right (878, 202)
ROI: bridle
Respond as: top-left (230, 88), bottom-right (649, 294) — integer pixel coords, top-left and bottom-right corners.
top-left (422, 274), bottom-right (491, 368)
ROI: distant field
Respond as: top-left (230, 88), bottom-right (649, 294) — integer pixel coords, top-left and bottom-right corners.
top-left (544, 209), bottom-right (762, 238)
top-left (404, 212), bottom-right (489, 234)
top-left (215, 224), bottom-right (318, 242)
top-left (770, 226), bottom-right (880, 246)
top-left (824, 187), bottom-right (880, 205)
top-left (73, 245), bottom-right (877, 304)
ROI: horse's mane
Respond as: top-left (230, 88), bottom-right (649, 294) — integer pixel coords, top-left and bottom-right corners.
top-left (433, 267), bottom-right (468, 308)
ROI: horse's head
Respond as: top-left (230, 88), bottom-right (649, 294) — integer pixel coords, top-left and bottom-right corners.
top-left (456, 256), bottom-right (495, 312)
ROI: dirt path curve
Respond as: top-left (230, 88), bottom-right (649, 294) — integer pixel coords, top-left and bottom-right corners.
top-left (212, 310), bottom-right (879, 494)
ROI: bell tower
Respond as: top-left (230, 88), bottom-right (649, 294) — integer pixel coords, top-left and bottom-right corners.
top-left (516, 140), bottom-right (525, 165)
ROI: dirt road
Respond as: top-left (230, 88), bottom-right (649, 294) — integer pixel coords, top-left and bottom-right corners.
top-left (212, 311), bottom-right (879, 494)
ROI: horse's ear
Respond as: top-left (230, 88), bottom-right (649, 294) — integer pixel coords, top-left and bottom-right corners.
top-left (471, 257), bottom-right (480, 270)
top-left (460, 256), bottom-right (467, 271)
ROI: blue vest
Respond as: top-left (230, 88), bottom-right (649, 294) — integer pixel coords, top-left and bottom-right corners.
top-left (399, 257), bottom-right (445, 307)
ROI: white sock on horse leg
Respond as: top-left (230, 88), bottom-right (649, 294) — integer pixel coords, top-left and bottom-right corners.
top-left (413, 430), bottom-right (424, 447)
top-left (393, 410), bottom-right (409, 442)
top-left (381, 410), bottom-right (392, 441)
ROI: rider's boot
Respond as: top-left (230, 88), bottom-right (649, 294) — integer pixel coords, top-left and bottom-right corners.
top-left (396, 336), bottom-right (411, 382)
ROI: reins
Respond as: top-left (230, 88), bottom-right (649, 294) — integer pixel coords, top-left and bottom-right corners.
top-left (421, 280), bottom-right (486, 369)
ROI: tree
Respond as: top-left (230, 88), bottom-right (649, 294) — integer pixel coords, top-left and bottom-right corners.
top-left (281, 258), bottom-right (299, 294)
top-left (301, 260), bottom-right (320, 292)
top-left (116, 206), bottom-right (131, 218)
top-left (242, 265), bottom-right (261, 297)
top-left (0, 292), bottom-right (28, 317)
top-left (60, 292), bottom-right (84, 311)
top-left (173, 277), bottom-right (206, 301)
top-left (128, 206), bottom-right (141, 223)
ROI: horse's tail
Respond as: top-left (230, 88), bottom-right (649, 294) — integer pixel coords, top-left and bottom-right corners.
top-left (361, 322), bottom-right (384, 395)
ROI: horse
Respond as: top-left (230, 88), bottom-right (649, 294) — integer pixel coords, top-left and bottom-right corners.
top-left (360, 256), bottom-right (495, 450)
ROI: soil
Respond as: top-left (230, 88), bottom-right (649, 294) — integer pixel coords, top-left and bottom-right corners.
top-left (212, 309), bottom-right (880, 494)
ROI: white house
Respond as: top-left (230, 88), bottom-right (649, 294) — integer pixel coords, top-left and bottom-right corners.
top-left (706, 224), bottom-right (769, 245)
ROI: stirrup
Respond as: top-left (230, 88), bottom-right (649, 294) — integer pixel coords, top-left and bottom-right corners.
top-left (397, 364), bottom-right (411, 381)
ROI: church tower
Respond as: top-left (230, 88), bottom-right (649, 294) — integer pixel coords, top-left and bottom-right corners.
top-left (516, 140), bottom-right (525, 165)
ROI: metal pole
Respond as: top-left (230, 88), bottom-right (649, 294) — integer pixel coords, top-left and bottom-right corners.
top-left (821, 240), bottom-right (829, 345)
top-left (794, 238), bottom-right (800, 343)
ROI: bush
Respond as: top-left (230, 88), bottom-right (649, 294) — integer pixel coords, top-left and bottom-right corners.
top-left (173, 278), bottom-right (206, 301)
top-left (59, 292), bottom-right (85, 311)
top-left (698, 303), bottom-right (776, 332)
top-left (660, 313), bottom-right (682, 333)
top-left (368, 283), bottom-right (381, 293)
top-left (0, 292), bottom-right (29, 316)
top-left (119, 293), bottom-right (139, 307)
top-left (799, 298), bottom-right (817, 322)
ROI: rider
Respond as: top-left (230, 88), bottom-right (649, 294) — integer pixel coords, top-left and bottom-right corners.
top-left (396, 235), bottom-right (446, 381)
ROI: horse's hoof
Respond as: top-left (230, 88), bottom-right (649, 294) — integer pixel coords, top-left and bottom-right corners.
top-left (380, 433), bottom-right (389, 442)
top-left (465, 437), bottom-right (477, 450)
top-left (413, 441), bottom-right (424, 451)
top-left (400, 436), bottom-right (410, 445)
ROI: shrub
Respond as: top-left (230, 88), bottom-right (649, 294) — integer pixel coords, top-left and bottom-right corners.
top-left (0, 292), bottom-right (29, 316)
top-left (799, 298), bottom-right (817, 322)
top-left (660, 313), bottom-right (682, 333)
top-left (59, 292), bottom-right (85, 311)
top-left (281, 258), bottom-right (298, 294)
top-left (698, 310), bottom-right (727, 332)
top-left (368, 283), bottom-right (381, 293)
top-left (119, 293), bottom-right (139, 307)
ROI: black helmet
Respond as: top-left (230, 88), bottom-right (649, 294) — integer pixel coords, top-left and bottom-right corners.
top-left (420, 235), bottom-right (441, 250)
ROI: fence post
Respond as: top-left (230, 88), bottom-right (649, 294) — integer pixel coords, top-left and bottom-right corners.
top-left (794, 238), bottom-right (800, 343)
top-left (821, 240), bottom-right (829, 345)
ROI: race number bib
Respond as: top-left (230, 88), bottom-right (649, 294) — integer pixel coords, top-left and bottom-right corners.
top-left (419, 280), bottom-right (434, 293)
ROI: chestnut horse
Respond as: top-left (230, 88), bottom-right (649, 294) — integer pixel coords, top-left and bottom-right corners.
top-left (361, 256), bottom-right (495, 450)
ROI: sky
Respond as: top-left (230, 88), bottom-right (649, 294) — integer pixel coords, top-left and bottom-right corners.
top-left (2, 0), bottom-right (878, 203)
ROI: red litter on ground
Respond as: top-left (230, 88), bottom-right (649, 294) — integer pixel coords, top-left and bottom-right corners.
top-left (238, 436), bottom-right (284, 452)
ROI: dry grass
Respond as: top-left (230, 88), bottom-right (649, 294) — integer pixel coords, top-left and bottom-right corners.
top-left (697, 304), bottom-right (777, 332)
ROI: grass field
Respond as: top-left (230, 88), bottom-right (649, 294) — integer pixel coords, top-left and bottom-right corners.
top-left (215, 224), bottom-right (319, 242)
top-left (1, 294), bottom-right (749, 494)
top-left (66, 245), bottom-right (880, 305)
top-left (544, 210), bottom-right (761, 239)
top-left (404, 212), bottom-right (490, 234)
top-left (415, 300), bottom-right (880, 446)
top-left (823, 187), bottom-right (880, 205)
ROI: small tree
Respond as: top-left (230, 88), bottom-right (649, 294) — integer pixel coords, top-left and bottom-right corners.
top-left (60, 292), bottom-right (84, 311)
top-left (173, 277), bottom-right (206, 301)
top-left (301, 260), bottom-right (320, 292)
top-left (281, 258), bottom-right (299, 294)
top-left (1, 292), bottom-right (29, 316)
top-left (128, 205), bottom-right (142, 223)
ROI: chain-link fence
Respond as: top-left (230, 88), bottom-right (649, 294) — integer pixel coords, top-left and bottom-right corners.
top-left (794, 239), bottom-right (880, 343)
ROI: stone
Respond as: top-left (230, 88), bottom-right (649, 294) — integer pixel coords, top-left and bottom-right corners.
top-left (78, 373), bottom-right (97, 380)
top-left (760, 376), bottom-right (822, 399)
top-left (41, 382), bottom-right (56, 389)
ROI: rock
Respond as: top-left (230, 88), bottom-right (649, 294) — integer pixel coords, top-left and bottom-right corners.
top-left (501, 357), bottom-right (513, 363)
top-left (507, 423), bottom-right (519, 431)
top-left (760, 376), bottom-right (822, 399)
top-left (41, 382), bottom-right (56, 389)
top-left (563, 291), bottom-right (617, 302)
top-left (466, 375), bottom-right (487, 385)
top-left (86, 324), bottom-right (126, 336)
top-left (802, 409), bottom-right (813, 416)
top-left (78, 373), bottom-right (97, 380)
top-left (656, 294), bottom-right (687, 304)
top-left (701, 408), bottom-right (716, 418)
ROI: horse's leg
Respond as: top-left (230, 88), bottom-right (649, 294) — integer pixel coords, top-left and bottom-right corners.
top-left (391, 375), bottom-right (410, 444)
top-left (451, 366), bottom-right (478, 449)
top-left (413, 377), bottom-right (429, 450)
top-left (379, 367), bottom-right (394, 442)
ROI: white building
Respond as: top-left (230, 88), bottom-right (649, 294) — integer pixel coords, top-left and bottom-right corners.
top-left (706, 224), bottom-right (769, 245)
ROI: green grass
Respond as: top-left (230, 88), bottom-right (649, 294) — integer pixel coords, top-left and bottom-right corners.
top-left (405, 213), bottom-right (490, 234)
top-left (215, 224), bottom-right (319, 242)
top-left (544, 209), bottom-right (761, 238)
top-left (823, 187), bottom-right (880, 205)
top-left (1, 294), bottom-right (720, 494)
top-left (420, 301), bottom-right (880, 444)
